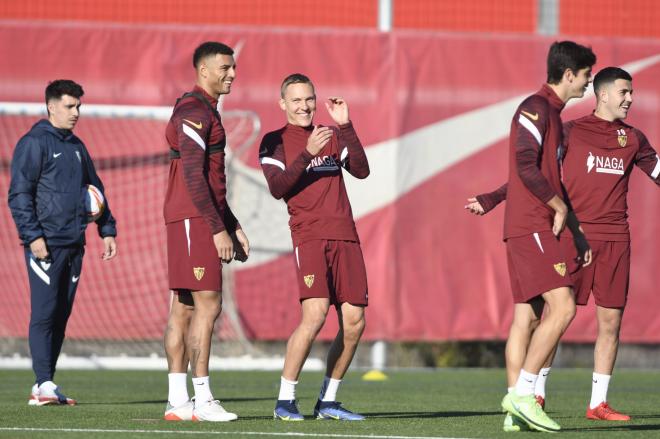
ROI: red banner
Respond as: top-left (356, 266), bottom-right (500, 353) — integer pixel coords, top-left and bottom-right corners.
top-left (0, 21), bottom-right (659, 342)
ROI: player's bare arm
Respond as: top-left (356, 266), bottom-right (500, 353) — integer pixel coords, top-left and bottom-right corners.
top-left (325, 97), bottom-right (349, 125)
top-left (306, 125), bottom-right (333, 156)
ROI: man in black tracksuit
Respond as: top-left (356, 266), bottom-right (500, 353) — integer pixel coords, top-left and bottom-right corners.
top-left (8, 80), bottom-right (117, 406)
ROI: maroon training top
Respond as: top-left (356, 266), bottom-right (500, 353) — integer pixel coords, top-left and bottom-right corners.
top-left (163, 86), bottom-right (239, 234)
top-left (477, 115), bottom-right (660, 243)
top-left (562, 114), bottom-right (660, 241)
top-left (504, 84), bottom-right (566, 240)
top-left (258, 121), bottom-right (369, 247)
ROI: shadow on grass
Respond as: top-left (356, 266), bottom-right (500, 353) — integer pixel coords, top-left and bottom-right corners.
top-left (363, 410), bottom-right (501, 419)
top-left (564, 424), bottom-right (660, 433)
top-left (80, 396), bottom-right (274, 405)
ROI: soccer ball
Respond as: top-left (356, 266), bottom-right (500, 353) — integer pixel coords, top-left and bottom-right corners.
top-left (86, 184), bottom-right (105, 222)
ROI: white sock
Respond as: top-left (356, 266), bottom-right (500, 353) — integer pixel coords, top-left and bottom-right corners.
top-left (590, 372), bottom-right (611, 409)
top-left (514, 369), bottom-right (537, 396)
top-left (507, 387), bottom-right (515, 394)
top-left (168, 373), bottom-right (189, 407)
top-left (319, 376), bottom-right (342, 402)
top-left (534, 367), bottom-right (551, 398)
top-left (192, 376), bottom-right (213, 406)
top-left (278, 377), bottom-right (298, 401)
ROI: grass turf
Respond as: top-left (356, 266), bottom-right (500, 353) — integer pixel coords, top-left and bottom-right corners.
top-left (1, 368), bottom-right (660, 438)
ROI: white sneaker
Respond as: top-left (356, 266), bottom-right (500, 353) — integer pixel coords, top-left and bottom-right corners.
top-left (164, 400), bottom-right (194, 421)
top-left (192, 400), bottom-right (238, 422)
top-left (36, 381), bottom-right (76, 406)
top-left (28, 384), bottom-right (39, 406)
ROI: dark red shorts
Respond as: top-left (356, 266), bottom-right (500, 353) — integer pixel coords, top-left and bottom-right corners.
top-left (167, 217), bottom-right (222, 292)
top-left (563, 239), bottom-right (630, 308)
top-left (506, 231), bottom-right (574, 303)
top-left (294, 239), bottom-right (368, 306)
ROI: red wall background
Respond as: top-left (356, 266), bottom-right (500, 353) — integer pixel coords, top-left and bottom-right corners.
top-left (0, 20), bottom-right (658, 343)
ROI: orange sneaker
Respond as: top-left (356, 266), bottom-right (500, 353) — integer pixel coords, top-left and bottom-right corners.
top-left (586, 402), bottom-right (630, 421)
top-left (535, 395), bottom-right (545, 410)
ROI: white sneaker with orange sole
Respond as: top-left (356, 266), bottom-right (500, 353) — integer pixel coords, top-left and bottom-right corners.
top-left (164, 400), bottom-right (194, 421)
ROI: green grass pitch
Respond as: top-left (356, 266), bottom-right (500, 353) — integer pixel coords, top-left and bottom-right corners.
top-left (1, 368), bottom-right (660, 438)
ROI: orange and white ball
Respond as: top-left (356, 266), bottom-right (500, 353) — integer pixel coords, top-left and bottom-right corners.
top-left (86, 184), bottom-right (105, 222)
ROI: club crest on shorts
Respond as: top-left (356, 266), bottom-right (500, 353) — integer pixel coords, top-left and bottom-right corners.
top-left (303, 274), bottom-right (315, 288)
top-left (553, 262), bottom-right (567, 277)
top-left (617, 129), bottom-right (627, 147)
top-left (193, 267), bottom-right (205, 281)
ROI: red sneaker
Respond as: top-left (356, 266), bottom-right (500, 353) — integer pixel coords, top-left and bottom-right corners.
top-left (586, 402), bottom-right (630, 421)
top-left (535, 395), bottom-right (545, 410)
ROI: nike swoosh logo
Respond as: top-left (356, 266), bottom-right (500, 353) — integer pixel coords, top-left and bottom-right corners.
top-left (53, 152), bottom-right (62, 158)
top-left (72, 276), bottom-right (79, 282)
top-left (520, 110), bottom-right (539, 121)
top-left (183, 119), bottom-right (203, 130)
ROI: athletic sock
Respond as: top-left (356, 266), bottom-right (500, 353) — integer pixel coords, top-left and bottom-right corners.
top-left (319, 376), bottom-right (342, 402)
top-left (278, 377), bottom-right (298, 401)
top-left (192, 376), bottom-right (213, 406)
top-left (514, 369), bottom-right (538, 397)
top-left (590, 372), bottom-right (611, 409)
top-left (167, 373), bottom-right (189, 407)
top-left (534, 367), bottom-right (551, 398)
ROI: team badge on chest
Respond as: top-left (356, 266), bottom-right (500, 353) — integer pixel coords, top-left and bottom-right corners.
top-left (193, 267), bottom-right (205, 281)
top-left (303, 274), bottom-right (315, 288)
top-left (617, 129), bottom-right (627, 147)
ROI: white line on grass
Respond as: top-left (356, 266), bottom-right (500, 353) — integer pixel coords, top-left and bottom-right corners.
top-left (0, 427), bottom-right (470, 439)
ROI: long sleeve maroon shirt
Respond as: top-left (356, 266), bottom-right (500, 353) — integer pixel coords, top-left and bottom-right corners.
top-left (503, 84), bottom-right (566, 240)
top-left (163, 86), bottom-right (239, 234)
top-left (259, 121), bottom-right (369, 247)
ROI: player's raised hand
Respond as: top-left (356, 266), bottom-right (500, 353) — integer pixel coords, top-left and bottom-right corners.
top-left (232, 229), bottom-right (250, 262)
top-left (464, 197), bottom-right (485, 215)
top-left (306, 125), bottom-right (333, 156)
top-left (325, 97), bottom-right (349, 125)
top-left (213, 230), bottom-right (234, 263)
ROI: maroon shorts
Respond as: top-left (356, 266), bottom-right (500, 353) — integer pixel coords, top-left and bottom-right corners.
top-left (167, 217), bottom-right (222, 292)
top-left (506, 231), bottom-right (574, 303)
top-left (294, 239), bottom-right (368, 306)
top-left (563, 239), bottom-right (630, 308)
